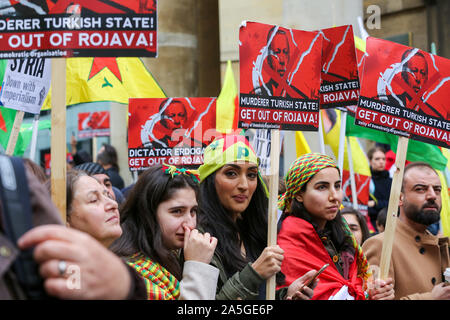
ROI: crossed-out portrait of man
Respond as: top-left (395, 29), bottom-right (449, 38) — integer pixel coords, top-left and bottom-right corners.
top-left (140, 98), bottom-right (188, 149)
top-left (160, 99), bottom-right (188, 132)
top-left (381, 49), bottom-right (445, 120)
top-left (251, 26), bottom-right (307, 99)
top-left (401, 49), bottom-right (428, 96)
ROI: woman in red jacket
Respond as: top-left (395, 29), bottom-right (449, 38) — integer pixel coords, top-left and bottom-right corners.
top-left (276, 153), bottom-right (394, 300)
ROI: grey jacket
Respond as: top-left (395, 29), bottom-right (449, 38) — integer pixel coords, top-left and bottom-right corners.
top-left (210, 247), bottom-right (288, 300)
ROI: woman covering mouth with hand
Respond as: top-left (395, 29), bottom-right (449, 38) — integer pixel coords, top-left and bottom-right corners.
top-left (110, 164), bottom-right (219, 300)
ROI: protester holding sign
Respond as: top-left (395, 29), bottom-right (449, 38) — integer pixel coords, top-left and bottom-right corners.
top-left (277, 153), bottom-right (394, 300)
top-left (197, 134), bottom-right (318, 300)
top-left (110, 164), bottom-right (219, 300)
top-left (362, 162), bottom-right (450, 300)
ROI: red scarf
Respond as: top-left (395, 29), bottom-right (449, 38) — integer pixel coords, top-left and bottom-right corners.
top-left (277, 216), bottom-right (367, 300)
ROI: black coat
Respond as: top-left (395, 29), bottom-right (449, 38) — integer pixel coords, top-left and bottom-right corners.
top-left (368, 168), bottom-right (392, 219)
top-left (106, 167), bottom-right (125, 190)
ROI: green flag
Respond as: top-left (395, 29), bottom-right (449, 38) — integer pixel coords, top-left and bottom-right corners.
top-left (346, 114), bottom-right (448, 171)
top-left (0, 59), bottom-right (21, 155)
top-left (17, 119), bottom-right (52, 156)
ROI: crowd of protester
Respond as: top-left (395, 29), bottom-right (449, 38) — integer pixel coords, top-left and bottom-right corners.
top-left (1, 134), bottom-right (448, 300)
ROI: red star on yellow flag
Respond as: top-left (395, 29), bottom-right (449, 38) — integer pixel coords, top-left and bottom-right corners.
top-left (88, 57), bottom-right (123, 82)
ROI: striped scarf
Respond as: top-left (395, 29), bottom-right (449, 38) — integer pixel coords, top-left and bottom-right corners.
top-left (127, 254), bottom-right (180, 300)
top-left (340, 217), bottom-right (371, 286)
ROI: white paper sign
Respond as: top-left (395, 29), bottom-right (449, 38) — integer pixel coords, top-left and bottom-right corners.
top-left (0, 58), bottom-right (51, 114)
top-left (251, 129), bottom-right (284, 176)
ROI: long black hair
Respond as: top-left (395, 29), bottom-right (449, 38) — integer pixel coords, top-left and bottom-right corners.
top-left (198, 171), bottom-right (268, 277)
top-left (110, 165), bottom-right (198, 280)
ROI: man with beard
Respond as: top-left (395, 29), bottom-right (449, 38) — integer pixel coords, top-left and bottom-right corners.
top-left (362, 162), bottom-right (450, 300)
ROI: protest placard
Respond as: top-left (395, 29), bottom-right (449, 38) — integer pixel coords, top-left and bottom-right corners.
top-left (78, 111), bottom-right (110, 138)
top-left (0, 0), bottom-right (157, 58)
top-left (0, 58), bottom-right (51, 114)
top-left (356, 37), bottom-right (450, 148)
top-left (341, 169), bottom-right (370, 216)
top-left (239, 21), bottom-right (322, 131)
top-left (128, 97), bottom-right (218, 170)
top-left (319, 25), bottom-right (360, 109)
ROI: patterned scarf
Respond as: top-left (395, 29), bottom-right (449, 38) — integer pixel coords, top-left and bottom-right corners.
top-left (341, 217), bottom-right (371, 286)
top-left (162, 163), bottom-right (200, 183)
top-left (127, 254), bottom-right (180, 300)
top-left (278, 153), bottom-right (339, 213)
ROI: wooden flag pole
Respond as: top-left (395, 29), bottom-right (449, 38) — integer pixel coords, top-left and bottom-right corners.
top-left (266, 128), bottom-right (280, 300)
top-left (92, 136), bottom-right (98, 163)
top-left (346, 136), bottom-right (358, 209)
top-left (50, 59), bottom-right (67, 222)
top-left (379, 136), bottom-right (409, 279)
top-left (337, 109), bottom-right (347, 180)
top-left (318, 110), bottom-right (325, 154)
top-left (29, 114), bottom-right (40, 162)
top-left (5, 111), bottom-right (24, 156)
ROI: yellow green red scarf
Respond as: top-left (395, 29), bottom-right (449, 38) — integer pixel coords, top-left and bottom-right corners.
top-left (127, 254), bottom-right (180, 300)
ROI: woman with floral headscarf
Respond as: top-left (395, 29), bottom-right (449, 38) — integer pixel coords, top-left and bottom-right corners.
top-left (197, 134), bottom-right (318, 300)
top-left (277, 153), bottom-right (394, 300)
top-left (110, 164), bottom-right (219, 300)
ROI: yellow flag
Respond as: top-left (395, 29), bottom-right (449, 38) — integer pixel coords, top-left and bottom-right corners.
top-left (321, 109), bottom-right (371, 176)
top-left (42, 57), bottom-right (165, 109)
top-left (295, 131), bottom-right (311, 157)
top-left (440, 148), bottom-right (450, 237)
top-left (354, 35), bottom-right (366, 53)
top-left (438, 171), bottom-right (450, 237)
top-left (216, 60), bottom-right (238, 133)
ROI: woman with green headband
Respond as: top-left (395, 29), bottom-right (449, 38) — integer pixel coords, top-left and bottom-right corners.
top-left (277, 153), bottom-right (394, 300)
top-left (110, 164), bottom-right (219, 300)
top-left (198, 134), bottom-right (318, 300)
